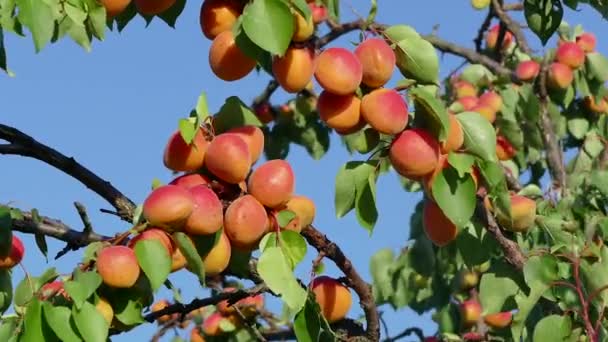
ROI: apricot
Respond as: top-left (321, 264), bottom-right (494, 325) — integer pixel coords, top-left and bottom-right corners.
top-left (202, 312), bottom-right (224, 336)
top-left (190, 327), bottom-right (206, 342)
top-left (39, 281), bottom-right (69, 300)
top-left (292, 11), bottom-right (314, 42)
top-left (484, 312), bottom-right (513, 329)
top-left (311, 276), bottom-right (352, 323)
top-left (100, 0), bottom-right (131, 17)
top-left (478, 91), bottom-right (502, 113)
top-left (204, 133), bottom-right (252, 184)
top-left (198, 232), bottom-right (232, 276)
top-left (128, 228), bottom-right (174, 255)
top-left (496, 194), bottom-right (536, 232)
top-left (422, 200), bottom-right (458, 246)
top-left (142, 185), bottom-right (195, 231)
top-left (283, 195), bottom-right (316, 231)
top-left (486, 24), bottom-right (513, 50)
top-left (272, 47), bottom-right (315, 94)
top-left (163, 129), bottom-right (208, 172)
top-left (224, 195), bottom-right (269, 250)
top-left (169, 173), bottom-right (211, 189)
top-left (96, 246), bottom-right (140, 288)
top-left (583, 96), bottom-right (608, 114)
top-left (209, 30), bottom-right (257, 82)
top-left (170, 247), bottom-right (187, 272)
top-left (360, 88), bottom-right (408, 135)
top-left (389, 128), bottom-right (440, 180)
top-left (470, 104), bottom-right (496, 123)
top-left (456, 96), bottom-right (479, 111)
top-left (0, 235), bottom-right (24, 269)
top-left (576, 32), bottom-right (596, 53)
top-left (183, 185), bottom-right (223, 236)
top-left (309, 3), bottom-right (327, 24)
top-left (95, 297), bottom-right (114, 325)
top-left (556, 41), bottom-right (585, 69)
top-left (458, 269), bottom-right (479, 290)
top-left (453, 80), bottom-right (477, 99)
top-left (516, 60), bottom-right (540, 81)
top-left (217, 288), bottom-right (264, 317)
top-left (317, 91), bottom-right (362, 134)
top-left (354, 38), bottom-right (396, 88)
top-left (496, 135), bottom-right (516, 161)
top-left (134, 0), bottom-right (176, 15)
top-left (248, 160), bottom-right (295, 208)
top-left (152, 299), bottom-right (175, 323)
top-left (314, 48), bottom-right (363, 95)
top-left (226, 125), bottom-right (264, 164)
top-left (199, 0), bottom-right (242, 40)
top-left (460, 299), bottom-right (482, 327)
top-left (440, 113), bottom-right (464, 154)
top-left (422, 154), bottom-right (448, 197)
top-left (547, 62), bottom-right (574, 90)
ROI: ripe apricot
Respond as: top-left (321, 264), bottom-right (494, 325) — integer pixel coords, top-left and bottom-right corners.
top-left (204, 133), bottom-right (251, 184)
top-left (202, 312), bottom-right (224, 336)
top-left (96, 246), bottom-right (141, 288)
top-left (309, 3), bottom-right (327, 24)
top-left (548, 62), bottom-right (574, 89)
top-left (311, 276), bottom-right (352, 323)
top-left (496, 194), bottom-right (536, 232)
top-left (292, 11), bottom-right (314, 42)
top-left (460, 300), bottom-right (482, 326)
top-left (96, 297), bottom-right (114, 325)
top-left (169, 173), bottom-right (211, 189)
top-left (441, 113), bottom-right (464, 154)
top-left (209, 30), bottom-right (257, 82)
top-left (453, 81), bottom-right (477, 99)
top-left (190, 327), bottom-right (206, 342)
top-left (226, 125), bottom-right (264, 164)
top-left (484, 312), bottom-right (513, 329)
top-left (556, 41), bottom-right (585, 69)
top-left (184, 185), bottom-right (223, 235)
top-left (272, 47), bottom-right (315, 94)
top-left (317, 91), bottom-right (362, 134)
top-left (360, 88), bottom-right (408, 135)
top-left (39, 281), bottom-right (69, 301)
top-left (576, 32), bottom-right (596, 53)
top-left (456, 96), bottom-right (479, 111)
top-left (143, 185), bottom-right (195, 231)
top-left (314, 48), bottom-right (363, 95)
top-left (283, 195), bottom-right (316, 232)
top-left (170, 247), bottom-right (187, 272)
top-left (496, 135), bottom-right (516, 161)
top-left (199, 0), bottom-right (242, 40)
top-left (100, 0), bottom-right (131, 17)
top-left (478, 91), bottom-right (502, 113)
top-left (486, 24), bottom-right (513, 50)
top-left (471, 104), bottom-right (497, 123)
top-left (516, 60), bottom-right (540, 81)
top-left (248, 160), bottom-right (295, 208)
top-left (354, 38), bottom-right (396, 88)
top-left (224, 195), bottom-right (269, 250)
top-left (389, 128), bottom-right (440, 180)
top-left (134, 0), bottom-right (176, 15)
top-left (198, 232), bottom-right (232, 276)
top-left (583, 96), bottom-right (608, 114)
top-left (0, 235), bottom-right (24, 269)
top-left (422, 200), bottom-right (458, 246)
top-left (128, 228), bottom-right (174, 255)
top-left (163, 129), bottom-right (208, 172)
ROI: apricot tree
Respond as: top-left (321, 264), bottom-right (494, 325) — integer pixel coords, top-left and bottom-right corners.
top-left (1, 0), bottom-right (608, 341)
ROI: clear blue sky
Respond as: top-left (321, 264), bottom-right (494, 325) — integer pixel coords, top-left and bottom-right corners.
top-left (0, 1), bottom-right (606, 341)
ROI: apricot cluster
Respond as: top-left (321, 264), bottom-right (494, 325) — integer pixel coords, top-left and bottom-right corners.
top-left (99, 0), bottom-right (178, 18)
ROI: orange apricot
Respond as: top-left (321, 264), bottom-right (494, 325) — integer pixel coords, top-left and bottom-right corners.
top-left (96, 246), bottom-right (141, 288)
top-left (555, 41), bottom-right (585, 69)
top-left (496, 194), bottom-right (536, 232)
top-left (478, 91), bottom-right (502, 113)
top-left (460, 299), bottom-right (482, 327)
top-left (453, 81), bottom-right (477, 99)
top-left (134, 0), bottom-right (176, 15)
top-left (283, 195), bottom-right (316, 232)
top-left (292, 11), bottom-right (314, 42)
top-left (226, 125), bottom-right (264, 164)
top-left (583, 96), bottom-right (608, 114)
top-left (224, 195), bottom-right (269, 250)
top-left (209, 30), bottom-right (257, 82)
top-left (389, 128), bottom-right (440, 180)
top-left (272, 47), bottom-right (315, 94)
top-left (484, 312), bottom-right (513, 329)
top-left (128, 228), bottom-right (174, 255)
top-left (204, 133), bottom-right (251, 184)
top-left (142, 185), bottom-right (195, 231)
top-left (199, 0), bottom-right (242, 40)
top-left (547, 62), bottom-right (574, 90)
top-left (170, 247), bottom-right (187, 272)
top-left (486, 24), bottom-right (513, 50)
top-left (496, 135), bottom-right (516, 161)
top-left (456, 96), bottom-right (479, 111)
top-left (191, 327), bottom-right (206, 342)
top-left (248, 160), bottom-right (295, 208)
top-left (100, 0), bottom-right (131, 17)
top-left (516, 60), bottom-right (540, 81)
top-left (311, 276), bottom-right (352, 323)
top-left (422, 200), bottom-right (458, 246)
top-left (576, 32), bottom-right (596, 53)
top-left (441, 113), bottom-right (464, 154)
top-left (470, 104), bottom-right (497, 123)
top-left (354, 38), bottom-right (396, 88)
top-left (360, 88), bottom-right (408, 135)
top-left (163, 129), bottom-right (208, 172)
top-left (198, 232), bottom-right (231, 276)
top-left (314, 48), bottom-right (363, 95)
top-left (169, 173), bottom-right (212, 189)
top-left (184, 185), bottom-right (223, 236)
top-left (317, 91), bottom-right (362, 134)
top-left (309, 3), bottom-right (327, 24)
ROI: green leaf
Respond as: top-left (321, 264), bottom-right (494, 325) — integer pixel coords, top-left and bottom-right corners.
top-left (431, 167), bottom-right (476, 228)
top-left (393, 35), bottom-right (439, 84)
top-left (384, 24), bottom-right (420, 43)
top-left (410, 87), bottom-right (449, 141)
top-left (355, 172), bottom-right (378, 233)
top-left (294, 295), bottom-right (322, 342)
top-left (533, 315), bottom-right (571, 341)
top-left (460, 64), bottom-right (495, 87)
top-left (173, 232), bottom-right (205, 285)
top-left (195, 91), bottom-right (209, 122)
top-left (16, 0), bottom-right (55, 52)
top-left (63, 271), bottom-right (102, 310)
top-left (586, 52), bottom-right (608, 82)
top-left (0, 316), bottom-right (19, 341)
top-left (447, 153), bottom-right (475, 177)
top-left (178, 117), bottom-right (197, 145)
top-left (0, 207), bottom-right (13, 258)
top-left (276, 210), bottom-right (296, 228)
top-left (34, 233), bottom-right (48, 261)
top-left (257, 247), bottom-right (307, 312)
top-left (109, 291), bottom-right (145, 325)
top-left (457, 112), bottom-right (498, 162)
top-left (83, 0), bottom-right (105, 41)
top-left (213, 96), bottom-right (263, 133)
top-left (72, 301), bottom-right (108, 342)
top-left (21, 299), bottom-right (43, 341)
top-left (524, 0), bottom-right (563, 45)
top-left (157, 0), bottom-right (186, 27)
top-left (241, 0), bottom-right (294, 55)
top-left (290, 0), bottom-right (311, 20)
top-left (370, 249), bottom-right (395, 303)
top-left (42, 303), bottom-right (82, 342)
top-left (0, 270), bottom-right (12, 314)
top-left (567, 115), bottom-right (589, 139)
top-left (279, 230), bottom-right (307, 269)
top-left (479, 272), bottom-right (520, 314)
top-left (134, 239), bottom-right (171, 291)
top-left (334, 164), bottom-right (356, 218)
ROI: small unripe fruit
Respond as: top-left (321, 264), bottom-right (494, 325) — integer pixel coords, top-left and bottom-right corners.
top-left (548, 63), bottom-right (574, 89)
top-left (272, 47), bottom-right (315, 94)
top-left (0, 235), bottom-right (24, 269)
top-left (458, 269), bottom-right (479, 290)
top-left (576, 32), bottom-right (596, 53)
top-left (248, 160), bottom-right (295, 208)
top-left (423, 200), bottom-right (458, 246)
top-left (143, 185), bottom-right (195, 231)
top-left (311, 276), bottom-right (352, 323)
top-left (453, 81), bottom-right (477, 99)
top-left (354, 38), bottom-right (396, 88)
top-left (496, 135), bottom-right (516, 161)
top-left (128, 228), bottom-right (174, 256)
top-left (292, 11), bottom-right (314, 42)
top-left (314, 48), bottom-right (363, 95)
top-left (555, 42), bottom-right (585, 69)
top-left (496, 194), bottom-right (536, 232)
top-left (360, 88), bottom-right (408, 135)
top-left (317, 91), bottom-right (362, 134)
top-left (184, 185), bottom-right (224, 236)
top-left (460, 299), bottom-right (482, 327)
top-left (516, 60), bottom-right (540, 81)
top-left (209, 30), bottom-right (257, 82)
top-left (163, 129), bottom-right (208, 172)
top-left (96, 246), bottom-right (141, 288)
top-left (199, 0), bottom-right (242, 40)
top-left (484, 311), bottom-right (513, 329)
top-left (486, 24), bottom-right (513, 51)
top-left (169, 173), bottom-right (212, 189)
top-left (441, 113), bottom-right (464, 154)
top-left (100, 0), bottom-right (131, 17)
top-left (204, 133), bottom-right (252, 184)
top-left (389, 128), bottom-right (440, 180)
top-left (224, 195), bottom-right (269, 250)
top-left (134, 0), bottom-right (176, 15)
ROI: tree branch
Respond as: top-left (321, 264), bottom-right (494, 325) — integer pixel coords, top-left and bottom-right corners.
top-left (382, 327), bottom-right (425, 342)
top-left (492, 0), bottom-right (532, 55)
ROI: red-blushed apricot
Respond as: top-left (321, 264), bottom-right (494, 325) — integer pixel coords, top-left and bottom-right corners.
top-left (441, 113), bottom-right (464, 154)
top-left (584, 96), bottom-right (608, 114)
top-left (96, 246), bottom-right (140, 288)
top-left (556, 41), bottom-right (585, 69)
top-left (143, 185), bottom-right (195, 231)
top-left (456, 96), bottom-right (479, 111)
top-left (170, 247), bottom-right (187, 272)
top-left (314, 48), bottom-right (363, 95)
top-left (253, 102), bottom-right (274, 124)
top-left (152, 299), bottom-right (176, 323)
top-left (496, 194), bottom-right (536, 232)
top-left (224, 195), bottom-right (269, 250)
top-left (317, 91), bottom-right (362, 134)
top-left (204, 133), bottom-right (252, 184)
top-left (422, 200), bottom-right (458, 246)
top-left (184, 185), bottom-right (223, 236)
top-left (100, 0), bottom-right (131, 17)
top-left (484, 312), bottom-right (513, 329)
top-left (169, 173), bottom-right (212, 189)
top-left (203, 312), bottom-right (227, 336)
top-left (39, 281), bottom-right (70, 301)
top-left (134, 0), bottom-right (176, 15)
top-left (163, 129), bottom-right (209, 173)
top-left (209, 30), bottom-right (257, 82)
top-left (226, 125), bottom-right (264, 164)
top-left (360, 88), bottom-right (408, 135)
top-left (516, 60), bottom-right (540, 81)
top-left (453, 81), bottom-right (477, 99)
top-left (460, 299), bottom-right (482, 327)
top-left (311, 276), bottom-right (352, 323)
top-left (248, 160), bottom-right (295, 208)
top-left (272, 47), bottom-right (315, 94)
top-left (478, 91), bottom-right (502, 113)
top-left (95, 297), bottom-right (114, 325)
top-left (199, 0), bottom-right (242, 40)
top-left (576, 32), bottom-right (596, 53)
top-left (283, 195), bottom-right (316, 231)
top-left (485, 24), bottom-right (513, 50)
top-left (292, 11), bottom-right (314, 42)
top-left (548, 62), bottom-right (574, 90)
top-left (191, 327), bottom-right (206, 342)
top-left (198, 232), bottom-right (232, 275)
top-left (0, 235), bottom-right (24, 269)
top-left (354, 38), bottom-right (396, 88)
top-left (128, 228), bottom-right (174, 255)
top-left (496, 135), bottom-right (516, 161)
top-left (309, 3), bottom-right (327, 24)
top-left (389, 128), bottom-right (440, 180)
top-left (471, 104), bottom-right (497, 123)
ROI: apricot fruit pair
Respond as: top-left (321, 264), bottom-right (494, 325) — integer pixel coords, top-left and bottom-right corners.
top-left (485, 24), bottom-right (513, 51)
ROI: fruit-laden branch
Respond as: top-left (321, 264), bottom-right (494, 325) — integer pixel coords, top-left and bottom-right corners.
top-left (0, 124), bottom-right (136, 220)
top-left (491, 0), bottom-right (532, 55)
top-left (301, 225), bottom-right (380, 341)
